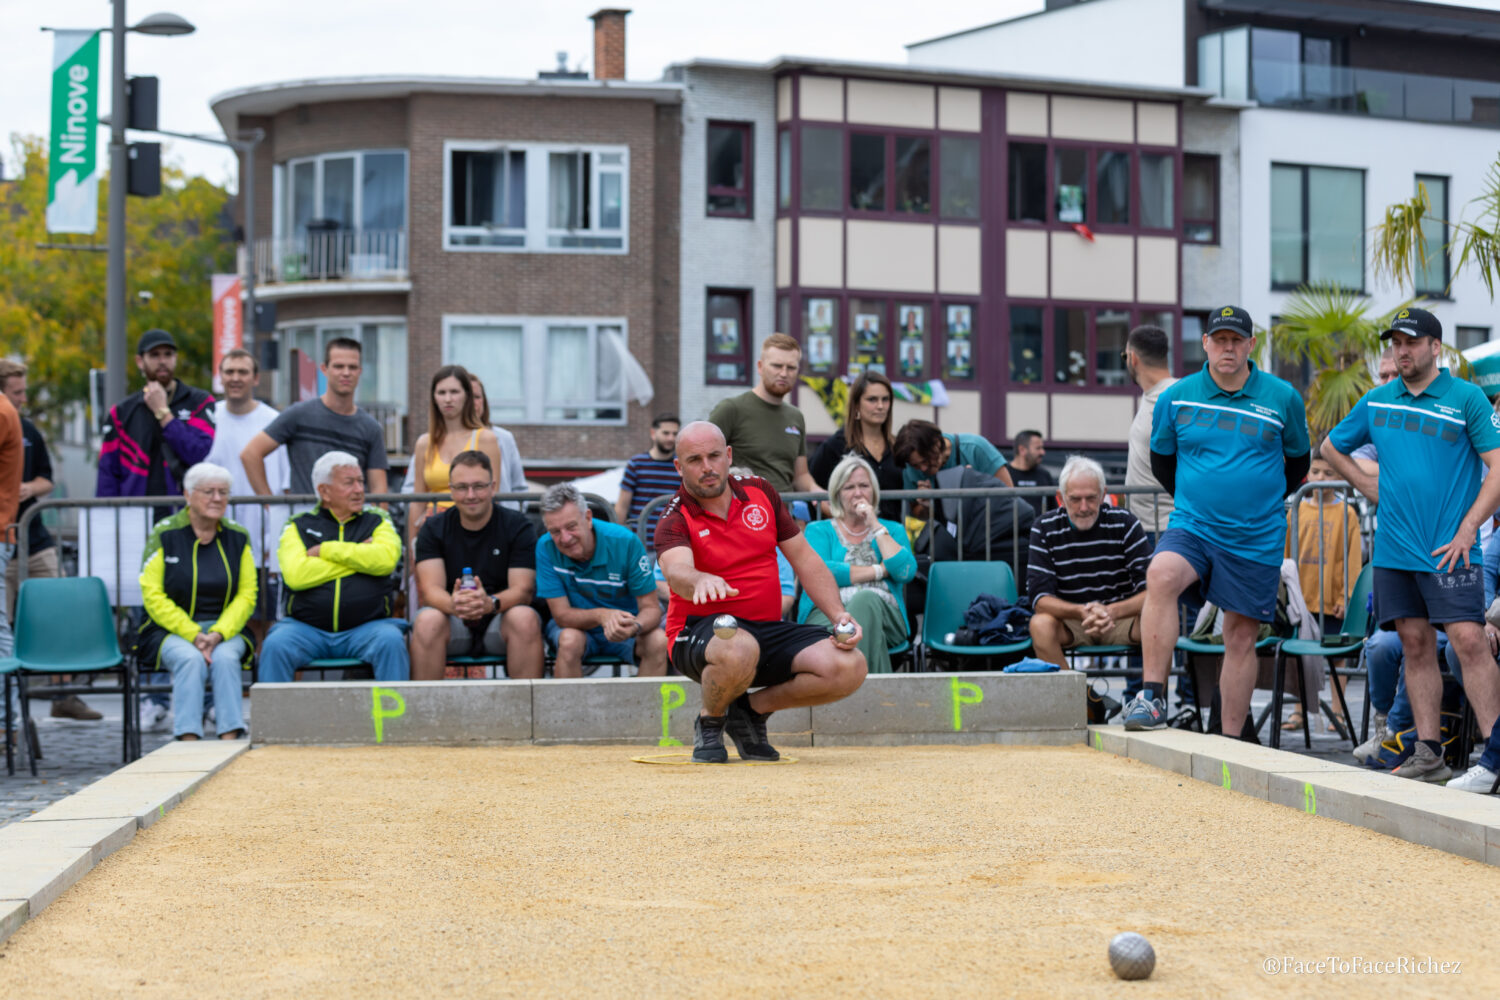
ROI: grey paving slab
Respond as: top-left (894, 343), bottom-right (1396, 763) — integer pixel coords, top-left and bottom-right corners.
top-left (1, 817), bottom-right (136, 865)
top-left (0, 844), bottom-right (91, 916)
top-left (809, 672), bottom-right (1086, 736)
top-left (532, 677), bottom-right (812, 745)
top-left (24, 770), bottom-right (210, 829)
top-left (812, 729), bottom-right (1086, 747)
top-left (250, 681), bottom-right (532, 745)
top-left (1, 897), bottom-right (25, 943)
top-left (111, 741), bottom-right (247, 776)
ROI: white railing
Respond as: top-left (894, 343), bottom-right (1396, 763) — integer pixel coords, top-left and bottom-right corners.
top-left (254, 229), bottom-right (409, 285)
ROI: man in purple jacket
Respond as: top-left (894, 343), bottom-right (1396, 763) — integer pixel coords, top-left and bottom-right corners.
top-left (96, 329), bottom-right (215, 516)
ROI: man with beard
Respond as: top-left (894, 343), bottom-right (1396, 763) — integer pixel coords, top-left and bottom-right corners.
top-left (96, 329), bottom-right (216, 517)
top-left (709, 334), bottom-right (817, 496)
top-left (655, 422), bottom-right (866, 763)
top-left (1026, 456), bottom-right (1152, 668)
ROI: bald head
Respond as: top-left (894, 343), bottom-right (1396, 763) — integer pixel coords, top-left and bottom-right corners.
top-left (674, 421), bottom-right (732, 501)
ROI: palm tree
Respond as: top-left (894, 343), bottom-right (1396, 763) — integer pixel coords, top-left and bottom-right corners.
top-left (1268, 284), bottom-right (1467, 437)
top-left (1372, 156), bottom-right (1500, 299)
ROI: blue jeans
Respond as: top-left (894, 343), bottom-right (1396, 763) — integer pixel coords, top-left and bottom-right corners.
top-left (161, 631), bottom-right (249, 738)
top-left (1367, 629), bottom-right (1458, 731)
top-left (258, 618), bottom-right (410, 683)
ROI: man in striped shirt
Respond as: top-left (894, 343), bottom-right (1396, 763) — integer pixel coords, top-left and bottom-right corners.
top-left (615, 413), bottom-right (681, 547)
top-left (1026, 456), bottom-right (1152, 668)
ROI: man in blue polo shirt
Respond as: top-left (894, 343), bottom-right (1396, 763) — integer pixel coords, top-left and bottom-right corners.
top-left (1324, 307), bottom-right (1500, 790)
top-left (536, 483), bottom-right (668, 677)
top-left (1123, 306), bottom-right (1310, 735)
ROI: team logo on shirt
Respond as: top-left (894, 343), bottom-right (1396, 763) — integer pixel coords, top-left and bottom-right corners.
top-left (1492, 412), bottom-right (1500, 431)
top-left (742, 504), bottom-right (770, 531)
top-left (638, 555), bottom-right (650, 575)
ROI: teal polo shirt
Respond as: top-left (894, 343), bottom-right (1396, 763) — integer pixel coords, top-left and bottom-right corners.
top-left (536, 519), bottom-right (655, 612)
top-left (901, 433), bottom-right (1004, 489)
top-left (1151, 361), bottom-right (1310, 566)
top-left (1328, 368), bottom-right (1500, 572)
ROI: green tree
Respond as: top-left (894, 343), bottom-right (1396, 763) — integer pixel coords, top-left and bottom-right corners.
top-left (0, 135), bottom-right (234, 430)
top-left (1372, 156), bottom-right (1500, 299)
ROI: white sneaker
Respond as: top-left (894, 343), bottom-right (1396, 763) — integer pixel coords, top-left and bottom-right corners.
top-left (1447, 763), bottom-right (1500, 794)
top-left (1352, 713), bottom-right (1390, 765)
top-left (138, 702), bottom-right (170, 733)
top-left (205, 705), bottom-right (216, 727)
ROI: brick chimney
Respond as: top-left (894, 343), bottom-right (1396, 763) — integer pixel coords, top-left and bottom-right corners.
top-left (590, 8), bottom-right (630, 80)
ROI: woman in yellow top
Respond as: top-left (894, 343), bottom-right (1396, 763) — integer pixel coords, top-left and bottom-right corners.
top-left (137, 462), bottom-right (257, 740)
top-left (409, 365), bottom-right (504, 542)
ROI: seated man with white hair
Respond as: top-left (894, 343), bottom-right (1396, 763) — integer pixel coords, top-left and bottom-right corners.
top-left (1026, 455), bottom-right (1153, 668)
top-left (259, 450), bottom-right (408, 682)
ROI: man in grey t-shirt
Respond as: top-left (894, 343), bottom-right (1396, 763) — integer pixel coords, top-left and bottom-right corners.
top-left (240, 337), bottom-right (389, 496)
top-left (1124, 324), bottom-right (1176, 536)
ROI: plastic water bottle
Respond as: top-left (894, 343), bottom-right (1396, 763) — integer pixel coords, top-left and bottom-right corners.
top-left (460, 567), bottom-right (477, 591)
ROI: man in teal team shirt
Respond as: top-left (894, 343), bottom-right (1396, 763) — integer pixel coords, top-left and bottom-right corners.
top-left (1123, 306), bottom-right (1310, 736)
top-left (1323, 307), bottom-right (1500, 790)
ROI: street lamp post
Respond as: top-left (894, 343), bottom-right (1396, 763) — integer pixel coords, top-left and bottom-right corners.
top-left (102, 0), bottom-right (194, 413)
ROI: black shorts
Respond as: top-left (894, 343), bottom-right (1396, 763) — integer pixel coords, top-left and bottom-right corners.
top-left (670, 616), bottom-right (831, 688)
top-left (1374, 565), bottom-right (1484, 629)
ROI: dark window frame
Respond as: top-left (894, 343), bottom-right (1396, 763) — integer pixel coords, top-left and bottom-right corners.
top-left (1004, 299), bottom-right (1178, 393)
top-left (1414, 173), bottom-right (1451, 297)
top-left (706, 120), bottom-right (754, 219)
top-left (704, 287), bottom-right (753, 386)
top-left (786, 289), bottom-right (980, 384)
top-left (846, 127), bottom-right (936, 220)
top-left (1270, 161), bottom-right (1366, 293)
top-left (1004, 135), bottom-right (1181, 240)
top-left (1456, 326), bottom-right (1490, 351)
top-left (1182, 153), bottom-right (1219, 245)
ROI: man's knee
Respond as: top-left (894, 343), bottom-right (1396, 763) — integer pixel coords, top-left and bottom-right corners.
top-left (706, 630), bottom-right (759, 674)
top-left (834, 647), bottom-right (868, 693)
top-left (1145, 553), bottom-right (1195, 598)
top-left (555, 627), bottom-right (587, 657)
top-left (1029, 612), bottom-right (1064, 642)
top-left (502, 605), bottom-right (541, 639)
top-left (412, 608), bottom-right (448, 644)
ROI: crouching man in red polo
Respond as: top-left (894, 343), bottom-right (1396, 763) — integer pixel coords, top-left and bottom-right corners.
top-left (656, 421), bottom-right (867, 762)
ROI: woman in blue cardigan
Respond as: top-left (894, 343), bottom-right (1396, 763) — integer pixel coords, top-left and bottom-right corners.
top-left (799, 454), bottom-right (916, 673)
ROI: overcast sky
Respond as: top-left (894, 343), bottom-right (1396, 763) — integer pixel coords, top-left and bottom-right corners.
top-left (6, 0), bottom-right (1500, 187)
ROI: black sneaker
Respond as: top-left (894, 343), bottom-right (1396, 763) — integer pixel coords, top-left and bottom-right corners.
top-left (725, 694), bottom-right (779, 761)
top-left (692, 714), bottom-right (729, 763)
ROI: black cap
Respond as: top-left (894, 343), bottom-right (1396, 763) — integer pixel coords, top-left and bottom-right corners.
top-left (136, 328), bottom-right (177, 355)
top-left (1379, 306), bottom-right (1442, 342)
top-left (1206, 306), bottom-right (1254, 338)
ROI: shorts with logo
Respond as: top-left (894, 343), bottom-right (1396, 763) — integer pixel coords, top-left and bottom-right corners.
top-left (1374, 565), bottom-right (1484, 629)
top-left (1155, 527), bottom-right (1280, 622)
top-left (545, 619), bottom-right (636, 663)
top-left (670, 615), bottom-right (831, 687)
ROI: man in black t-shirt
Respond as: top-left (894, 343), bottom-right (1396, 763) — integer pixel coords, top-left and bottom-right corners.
top-left (410, 450), bottom-right (543, 680)
top-left (1004, 429), bottom-right (1054, 516)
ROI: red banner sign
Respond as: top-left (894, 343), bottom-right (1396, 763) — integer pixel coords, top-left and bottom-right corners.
top-left (210, 274), bottom-right (243, 392)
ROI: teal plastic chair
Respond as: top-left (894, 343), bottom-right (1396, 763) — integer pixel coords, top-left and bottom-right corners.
top-left (921, 561), bottom-right (1032, 669)
top-left (447, 655), bottom-right (506, 679)
top-left (1271, 564), bottom-right (1373, 750)
top-left (1175, 625), bottom-right (1289, 737)
top-left (2, 577), bottom-right (131, 776)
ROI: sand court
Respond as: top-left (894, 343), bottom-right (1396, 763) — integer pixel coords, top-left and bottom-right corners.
top-left (4, 742), bottom-right (1499, 998)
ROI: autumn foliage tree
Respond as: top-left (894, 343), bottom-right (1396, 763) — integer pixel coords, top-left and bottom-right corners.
top-left (0, 135), bottom-right (235, 429)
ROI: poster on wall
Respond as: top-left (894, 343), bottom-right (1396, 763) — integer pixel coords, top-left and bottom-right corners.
top-left (807, 334), bottom-right (834, 367)
top-left (854, 313), bottom-right (881, 350)
top-left (711, 317), bottom-right (740, 355)
top-left (946, 338), bottom-right (973, 379)
top-left (897, 305), bottom-right (925, 378)
top-left (806, 297), bottom-right (835, 373)
top-left (1057, 185), bottom-right (1084, 223)
top-left (945, 305), bottom-right (974, 380)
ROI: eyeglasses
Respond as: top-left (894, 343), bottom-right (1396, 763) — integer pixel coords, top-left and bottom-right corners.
top-left (194, 488), bottom-right (230, 499)
top-left (450, 482), bottom-right (493, 496)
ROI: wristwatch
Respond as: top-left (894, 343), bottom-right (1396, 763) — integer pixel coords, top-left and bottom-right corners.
top-left (491, 594), bottom-right (501, 614)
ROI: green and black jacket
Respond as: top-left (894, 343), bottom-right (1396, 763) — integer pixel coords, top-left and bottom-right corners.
top-left (278, 503), bottom-right (400, 632)
top-left (136, 510), bottom-right (257, 668)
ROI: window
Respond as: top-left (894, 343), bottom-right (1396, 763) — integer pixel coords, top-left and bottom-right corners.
top-left (944, 303), bottom-right (976, 381)
top-left (279, 150), bottom-right (408, 240)
top-left (1415, 175), bottom-right (1449, 295)
top-left (707, 122), bottom-right (752, 217)
top-left (777, 130), bottom-right (791, 210)
top-left (444, 141), bottom-right (627, 252)
top-left (805, 297), bottom-right (838, 374)
top-left (1008, 142), bottom-right (1047, 223)
top-left (1009, 306), bottom-right (1043, 384)
top-left (1138, 310), bottom-right (1177, 373)
top-left (1095, 309), bottom-right (1131, 386)
top-left (1271, 163), bottom-right (1363, 290)
top-left (1054, 148), bottom-right (1087, 223)
top-left (706, 290), bottom-right (751, 384)
top-left (895, 303), bottom-right (928, 378)
top-left (1183, 155), bottom-right (1218, 243)
top-left (1054, 308), bottom-right (1087, 385)
top-left (443, 316), bottom-right (628, 424)
top-left (1180, 312), bottom-right (1207, 374)
top-left (849, 134), bottom-right (886, 211)
top-left (276, 320), bottom-right (408, 414)
top-left (1096, 151), bottom-right (1131, 226)
top-left (940, 136), bottom-right (980, 219)
top-left (849, 297), bottom-right (886, 376)
top-left (1139, 153), bottom-right (1173, 230)
top-left (801, 126), bottom-right (843, 211)
top-left (1456, 327), bottom-right (1490, 350)
top-left (893, 137), bottom-right (930, 214)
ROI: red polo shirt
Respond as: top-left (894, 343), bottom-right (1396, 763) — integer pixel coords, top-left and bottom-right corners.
top-left (654, 474), bottom-right (799, 646)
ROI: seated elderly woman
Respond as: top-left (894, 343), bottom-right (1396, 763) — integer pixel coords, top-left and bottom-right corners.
top-left (137, 462), bottom-right (257, 740)
top-left (798, 454), bottom-right (917, 673)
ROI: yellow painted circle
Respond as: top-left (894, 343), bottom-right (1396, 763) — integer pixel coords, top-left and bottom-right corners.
top-left (630, 752), bottom-right (799, 766)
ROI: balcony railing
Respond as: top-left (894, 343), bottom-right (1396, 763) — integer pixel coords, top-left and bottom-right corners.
top-left (253, 228), bottom-right (408, 285)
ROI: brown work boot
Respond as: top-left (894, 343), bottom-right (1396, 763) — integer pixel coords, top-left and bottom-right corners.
top-left (51, 695), bottom-right (103, 721)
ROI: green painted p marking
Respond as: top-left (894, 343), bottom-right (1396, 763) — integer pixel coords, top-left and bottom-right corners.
top-left (1094, 731), bottom-right (1103, 750)
top-left (371, 687), bottom-right (406, 744)
top-left (951, 677), bottom-right (983, 731)
top-left (1221, 762), bottom-right (1231, 790)
top-left (1303, 782), bottom-right (1317, 815)
top-left (659, 683), bottom-right (686, 746)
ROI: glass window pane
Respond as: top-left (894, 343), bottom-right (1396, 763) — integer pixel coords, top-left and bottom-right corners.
top-left (940, 136), bottom-right (980, 219)
top-left (549, 152), bottom-right (588, 229)
top-left (451, 324), bottom-right (525, 422)
top-left (800, 126), bottom-right (842, 211)
top-left (896, 304), bottom-right (927, 378)
top-left (946, 304), bottom-right (975, 380)
top-left (1054, 308), bottom-right (1087, 385)
top-left (1223, 26), bottom-right (1250, 102)
top-left (1181, 313), bottom-right (1207, 371)
top-left (1456, 326), bottom-right (1490, 351)
top-left (291, 160), bottom-right (316, 234)
top-left (361, 152), bottom-right (406, 232)
top-left (600, 172), bottom-right (622, 230)
top-left (322, 157), bottom-right (355, 228)
top-left (1415, 176), bottom-right (1448, 294)
top-left (1096, 309), bottom-right (1130, 386)
top-left (1307, 166), bottom-right (1363, 289)
top-left (849, 297), bottom-right (885, 377)
top-left (893, 137), bottom-right (930, 214)
top-left (595, 325), bottom-right (625, 417)
top-left (805, 297), bottom-right (837, 374)
top-left (1270, 164), bottom-right (1304, 286)
top-left (1008, 142), bottom-right (1047, 223)
top-left (1140, 153), bottom-right (1173, 229)
top-left (706, 294), bottom-right (743, 358)
top-left (1008, 307), bottom-right (1042, 384)
top-left (850, 134), bottom-right (886, 211)
top-left (1096, 151), bottom-right (1131, 226)
top-left (707, 125), bottom-right (745, 190)
top-left (1054, 148), bottom-right (1087, 223)
top-left (1197, 32), bottom-right (1222, 94)
top-left (778, 130), bottom-right (791, 210)
top-left (1138, 310), bottom-right (1176, 372)
top-left (545, 325), bottom-right (591, 419)
top-left (1183, 155), bottom-right (1216, 242)
top-left (1251, 28), bottom-right (1300, 106)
